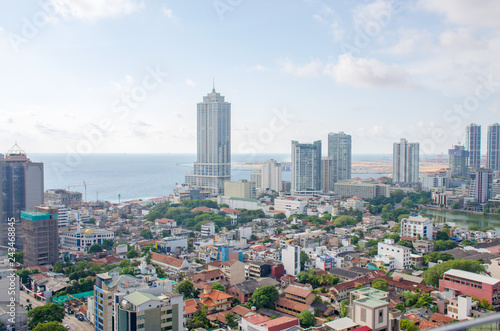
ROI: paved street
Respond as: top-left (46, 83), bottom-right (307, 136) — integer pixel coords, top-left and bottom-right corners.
top-left (19, 289), bottom-right (93, 330)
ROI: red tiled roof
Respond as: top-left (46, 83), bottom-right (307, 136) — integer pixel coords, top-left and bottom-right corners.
top-left (151, 252), bottom-right (185, 268)
top-left (243, 314), bottom-right (270, 325)
top-left (191, 269), bottom-right (225, 282)
top-left (191, 206), bottom-right (213, 213)
top-left (430, 313), bottom-right (455, 324)
top-left (258, 316), bottom-right (299, 328)
top-left (199, 289), bottom-right (233, 301)
top-left (137, 240), bottom-right (157, 247)
top-left (331, 277), bottom-right (372, 293)
top-left (221, 207), bottom-right (241, 214)
top-left (275, 297), bottom-right (311, 312)
top-left (281, 275), bottom-right (296, 282)
top-left (352, 327), bottom-right (372, 331)
top-left (420, 320), bottom-right (439, 330)
top-left (231, 305), bottom-right (251, 317)
top-left (284, 285), bottom-right (313, 299)
top-left (185, 305), bottom-right (197, 315)
top-left (155, 218), bottom-right (176, 224)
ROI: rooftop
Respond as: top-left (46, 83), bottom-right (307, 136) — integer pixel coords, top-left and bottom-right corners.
top-left (124, 291), bottom-right (159, 306)
top-left (444, 269), bottom-right (500, 285)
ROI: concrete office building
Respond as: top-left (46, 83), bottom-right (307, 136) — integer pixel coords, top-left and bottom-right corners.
top-left (282, 245), bottom-right (300, 276)
top-left (224, 180), bottom-right (256, 199)
top-left (393, 138), bottom-right (419, 186)
top-left (0, 144), bottom-right (43, 249)
top-left (261, 159), bottom-right (282, 192)
top-left (291, 140), bottom-right (322, 195)
top-left (469, 168), bottom-right (493, 204)
top-left (22, 206), bottom-right (59, 267)
top-left (448, 145), bottom-right (469, 177)
top-left (377, 239), bottom-right (411, 271)
top-left (334, 180), bottom-right (390, 199)
top-left (185, 87), bottom-right (231, 195)
top-left (488, 123), bottom-right (500, 171)
top-left (466, 123), bottom-right (481, 169)
top-left (328, 132), bottom-right (352, 185)
top-left (250, 170), bottom-right (262, 192)
top-left (321, 157), bottom-right (333, 193)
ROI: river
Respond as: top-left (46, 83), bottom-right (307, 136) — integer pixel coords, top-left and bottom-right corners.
top-left (420, 209), bottom-right (500, 233)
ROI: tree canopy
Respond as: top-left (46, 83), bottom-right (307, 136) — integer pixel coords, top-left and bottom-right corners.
top-left (249, 285), bottom-right (279, 309)
top-left (176, 280), bottom-right (197, 299)
top-left (33, 321), bottom-right (67, 331)
top-left (424, 259), bottom-right (485, 287)
top-left (27, 303), bottom-right (65, 329)
top-left (211, 282), bottom-right (225, 292)
top-left (371, 278), bottom-right (388, 291)
top-left (298, 310), bottom-right (316, 328)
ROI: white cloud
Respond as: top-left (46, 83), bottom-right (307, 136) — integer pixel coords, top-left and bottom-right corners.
top-left (324, 54), bottom-right (416, 88)
top-left (419, 0), bottom-right (500, 28)
top-left (278, 58), bottom-right (323, 77)
top-left (384, 29), bottom-right (434, 55)
top-left (313, 5), bottom-right (344, 41)
top-left (50, 0), bottom-right (142, 21)
top-left (439, 28), bottom-right (487, 49)
top-left (185, 79), bottom-right (196, 87)
top-left (247, 64), bottom-right (270, 72)
top-left (352, 0), bottom-right (397, 29)
top-left (162, 5), bottom-right (176, 20)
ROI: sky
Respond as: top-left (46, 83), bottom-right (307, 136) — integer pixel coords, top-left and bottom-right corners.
top-left (1, 0), bottom-right (500, 156)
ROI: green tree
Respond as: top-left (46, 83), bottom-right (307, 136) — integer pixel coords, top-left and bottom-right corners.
top-left (88, 243), bottom-right (103, 254)
top-left (249, 285), bottom-right (279, 309)
top-left (126, 248), bottom-right (139, 259)
top-left (300, 251), bottom-right (309, 271)
top-left (371, 278), bottom-right (388, 291)
top-left (102, 239), bottom-right (115, 250)
top-left (402, 291), bottom-right (419, 307)
top-left (468, 225), bottom-right (481, 231)
top-left (27, 303), bottom-right (65, 329)
top-left (119, 266), bottom-right (136, 276)
top-left (224, 313), bottom-right (238, 328)
top-left (140, 228), bottom-right (153, 239)
top-left (391, 189), bottom-right (406, 203)
top-left (401, 319), bottom-right (418, 331)
top-left (298, 310), bottom-right (316, 328)
top-left (415, 293), bottom-right (432, 308)
top-left (33, 321), bottom-right (67, 331)
top-left (186, 307), bottom-right (211, 330)
top-left (212, 282), bottom-right (225, 292)
top-left (423, 252), bottom-right (453, 265)
top-left (176, 280), bottom-right (196, 299)
top-left (155, 265), bottom-right (166, 278)
top-left (273, 213), bottom-right (286, 219)
top-left (462, 239), bottom-right (476, 247)
top-left (436, 231), bottom-right (449, 241)
top-left (434, 240), bottom-right (458, 251)
top-left (401, 199), bottom-right (415, 209)
top-left (340, 299), bottom-right (349, 318)
top-left (424, 259), bottom-right (485, 287)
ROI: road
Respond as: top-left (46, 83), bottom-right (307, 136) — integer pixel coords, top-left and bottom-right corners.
top-left (19, 289), bottom-right (94, 330)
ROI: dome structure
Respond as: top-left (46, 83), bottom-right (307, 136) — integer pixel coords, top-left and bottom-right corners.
top-left (84, 229), bottom-right (94, 235)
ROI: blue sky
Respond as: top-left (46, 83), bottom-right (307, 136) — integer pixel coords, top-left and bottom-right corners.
top-left (1, 0), bottom-right (499, 156)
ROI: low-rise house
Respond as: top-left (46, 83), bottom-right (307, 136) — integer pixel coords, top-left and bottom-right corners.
top-left (274, 297), bottom-right (313, 317)
top-left (228, 279), bottom-right (260, 304)
top-left (150, 252), bottom-right (190, 272)
top-left (154, 218), bottom-right (177, 228)
top-left (198, 285), bottom-right (233, 312)
top-left (283, 285), bottom-right (315, 305)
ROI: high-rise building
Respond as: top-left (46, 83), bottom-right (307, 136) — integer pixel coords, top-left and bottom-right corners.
top-left (393, 138), bottom-right (419, 185)
top-left (328, 132), bottom-right (352, 185)
top-left (250, 169), bottom-right (262, 192)
top-left (185, 87), bottom-right (231, 195)
top-left (261, 159), bottom-right (282, 192)
top-left (0, 144), bottom-right (44, 249)
top-left (448, 145), bottom-right (469, 177)
top-left (22, 206), bottom-right (59, 267)
top-left (321, 157), bottom-right (333, 193)
top-left (281, 245), bottom-right (300, 276)
top-left (487, 123), bottom-right (500, 171)
top-left (466, 123), bottom-right (481, 169)
top-left (469, 168), bottom-right (493, 204)
top-left (291, 140), bottom-right (321, 195)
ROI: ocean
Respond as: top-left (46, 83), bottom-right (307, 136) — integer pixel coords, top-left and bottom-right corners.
top-left (31, 153), bottom-right (393, 203)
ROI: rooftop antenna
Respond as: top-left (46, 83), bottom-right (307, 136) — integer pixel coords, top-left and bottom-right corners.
top-left (212, 78), bottom-right (215, 92)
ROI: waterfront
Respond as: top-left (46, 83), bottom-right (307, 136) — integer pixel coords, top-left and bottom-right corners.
top-left (421, 209), bottom-right (500, 232)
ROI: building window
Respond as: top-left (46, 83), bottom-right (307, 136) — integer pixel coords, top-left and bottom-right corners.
top-left (379, 310), bottom-right (384, 323)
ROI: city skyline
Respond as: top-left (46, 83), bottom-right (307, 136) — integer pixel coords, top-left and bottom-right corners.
top-left (1, 1), bottom-right (500, 155)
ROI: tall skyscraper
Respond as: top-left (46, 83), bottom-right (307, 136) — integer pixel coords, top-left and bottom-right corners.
top-left (448, 145), bottom-right (469, 177)
top-left (487, 123), bottom-right (500, 171)
top-left (291, 140), bottom-right (321, 195)
top-left (328, 132), bottom-right (352, 184)
top-left (0, 144), bottom-right (44, 249)
top-left (466, 123), bottom-right (481, 169)
top-left (321, 157), bottom-right (333, 193)
top-left (185, 88), bottom-right (231, 195)
top-left (261, 159), bottom-right (282, 192)
top-left (22, 206), bottom-right (59, 267)
top-left (393, 138), bottom-right (419, 185)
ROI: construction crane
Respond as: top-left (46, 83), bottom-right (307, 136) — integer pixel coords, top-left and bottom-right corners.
top-left (67, 180), bottom-right (88, 203)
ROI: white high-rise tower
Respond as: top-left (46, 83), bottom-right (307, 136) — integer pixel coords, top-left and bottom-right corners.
top-left (185, 87), bottom-right (231, 195)
top-left (393, 138), bottom-right (419, 185)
